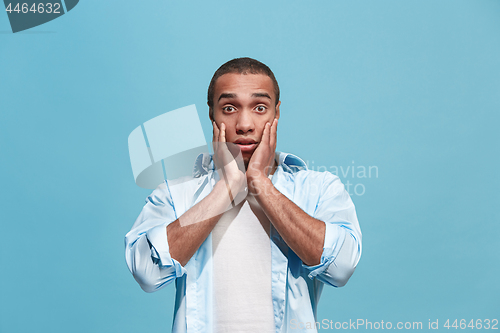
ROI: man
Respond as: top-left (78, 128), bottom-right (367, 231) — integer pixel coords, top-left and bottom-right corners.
top-left (125, 57), bottom-right (362, 333)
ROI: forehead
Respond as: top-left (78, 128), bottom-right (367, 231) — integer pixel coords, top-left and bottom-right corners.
top-left (214, 73), bottom-right (275, 102)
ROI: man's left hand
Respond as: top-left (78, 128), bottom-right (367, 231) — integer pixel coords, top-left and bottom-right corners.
top-left (246, 118), bottom-right (278, 194)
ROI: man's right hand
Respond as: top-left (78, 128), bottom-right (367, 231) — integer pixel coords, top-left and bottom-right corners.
top-left (212, 121), bottom-right (247, 201)
top-left (164, 122), bottom-right (247, 266)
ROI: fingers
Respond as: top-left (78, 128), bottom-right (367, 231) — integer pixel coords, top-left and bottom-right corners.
top-left (260, 122), bottom-right (271, 146)
top-left (213, 121), bottom-right (227, 144)
top-left (212, 121), bottom-right (219, 143)
top-left (220, 122), bottom-right (226, 143)
top-left (270, 118), bottom-right (278, 150)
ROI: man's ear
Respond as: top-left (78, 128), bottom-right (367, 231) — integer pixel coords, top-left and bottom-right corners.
top-left (275, 101), bottom-right (281, 120)
top-left (207, 101), bottom-right (214, 122)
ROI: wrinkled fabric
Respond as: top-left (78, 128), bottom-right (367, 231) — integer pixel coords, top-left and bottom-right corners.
top-left (125, 152), bottom-right (362, 333)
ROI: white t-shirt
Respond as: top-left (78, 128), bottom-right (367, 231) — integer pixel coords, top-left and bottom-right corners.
top-left (212, 192), bottom-right (275, 333)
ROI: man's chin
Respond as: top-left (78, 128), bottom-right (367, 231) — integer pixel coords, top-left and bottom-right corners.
top-left (242, 152), bottom-right (254, 170)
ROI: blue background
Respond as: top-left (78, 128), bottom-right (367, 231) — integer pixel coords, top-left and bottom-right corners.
top-left (1, 0), bottom-right (499, 332)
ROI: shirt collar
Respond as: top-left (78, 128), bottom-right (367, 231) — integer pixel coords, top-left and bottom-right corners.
top-left (192, 151), bottom-right (308, 178)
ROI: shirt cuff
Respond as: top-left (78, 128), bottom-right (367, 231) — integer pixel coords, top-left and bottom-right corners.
top-left (302, 223), bottom-right (347, 279)
top-left (146, 224), bottom-right (187, 278)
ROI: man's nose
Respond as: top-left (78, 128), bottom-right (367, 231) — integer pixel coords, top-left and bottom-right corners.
top-left (235, 110), bottom-right (254, 134)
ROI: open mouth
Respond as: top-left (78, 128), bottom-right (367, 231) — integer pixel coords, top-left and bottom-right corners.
top-left (234, 141), bottom-right (258, 152)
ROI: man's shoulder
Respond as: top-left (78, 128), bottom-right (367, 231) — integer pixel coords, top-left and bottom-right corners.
top-left (186, 151), bottom-right (341, 187)
top-left (278, 152), bottom-right (339, 179)
top-left (146, 176), bottom-right (202, 204)
top-left (291, 169), bottom-right (341, 193)
top-left (277, 151), bottom-right (307, 173)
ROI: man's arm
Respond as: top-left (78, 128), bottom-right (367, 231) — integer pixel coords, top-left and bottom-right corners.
top-left (246, 120), bottom-right (324, 265)
top-left (168, 121), bottom-right (246, 266)
top-left (250, 172), bottom-right (361, 287)
top-left (250, 176), bottom-right (325, 266)
top-left (125, 177), bottom-right (239, 292)
top-left (167, 179), bottom-right (237, 266)
top-left (125, 122), bottom-right (245, 291)
top-left (124, 183), bottom-right (185, 293)
top-left (247, 120), bottom-right (361, 286)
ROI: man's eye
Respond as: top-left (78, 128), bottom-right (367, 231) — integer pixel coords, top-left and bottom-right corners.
top-left (256, 106), bottom-right (267, 112)
top-left (223, 106), bottom-right (235, 112)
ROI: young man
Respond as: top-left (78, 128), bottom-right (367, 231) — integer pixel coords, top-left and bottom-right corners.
top-left (125, 58), bottom-right (362, 333)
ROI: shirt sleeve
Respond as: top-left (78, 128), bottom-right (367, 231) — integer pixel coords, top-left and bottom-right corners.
top-left (302, 172), bottom-right (362, 287)
top-left (124, 182), bottom-right (187, 293)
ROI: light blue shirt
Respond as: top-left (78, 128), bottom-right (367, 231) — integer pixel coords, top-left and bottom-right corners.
top-left (125, 152), bottom-right (362, 333)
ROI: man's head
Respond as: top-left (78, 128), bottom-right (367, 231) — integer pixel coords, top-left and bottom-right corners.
top-left (208, 57), bottom-right (280, 121)
top-left (208, 58), bottom-right (281, 165)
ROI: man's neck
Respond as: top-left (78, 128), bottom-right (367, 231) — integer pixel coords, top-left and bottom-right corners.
top-left (244, 160), bottom-right (277, 176)
top-left (269, 160), bottom-right (278, 176)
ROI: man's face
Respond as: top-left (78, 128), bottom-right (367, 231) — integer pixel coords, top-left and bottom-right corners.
top-left (211, 73), bottom-right (280, 165)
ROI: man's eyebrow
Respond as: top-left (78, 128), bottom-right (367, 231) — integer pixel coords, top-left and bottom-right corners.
top-left (218, 93), bottom-right (236, 102)
top-left (217, 92), bottom-right (272, 102)
top-left (252, 92), bottom-right (271, 100)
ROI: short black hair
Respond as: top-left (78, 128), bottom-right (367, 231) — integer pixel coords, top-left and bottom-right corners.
top-left (207, 57), bottom-right (280, 120)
